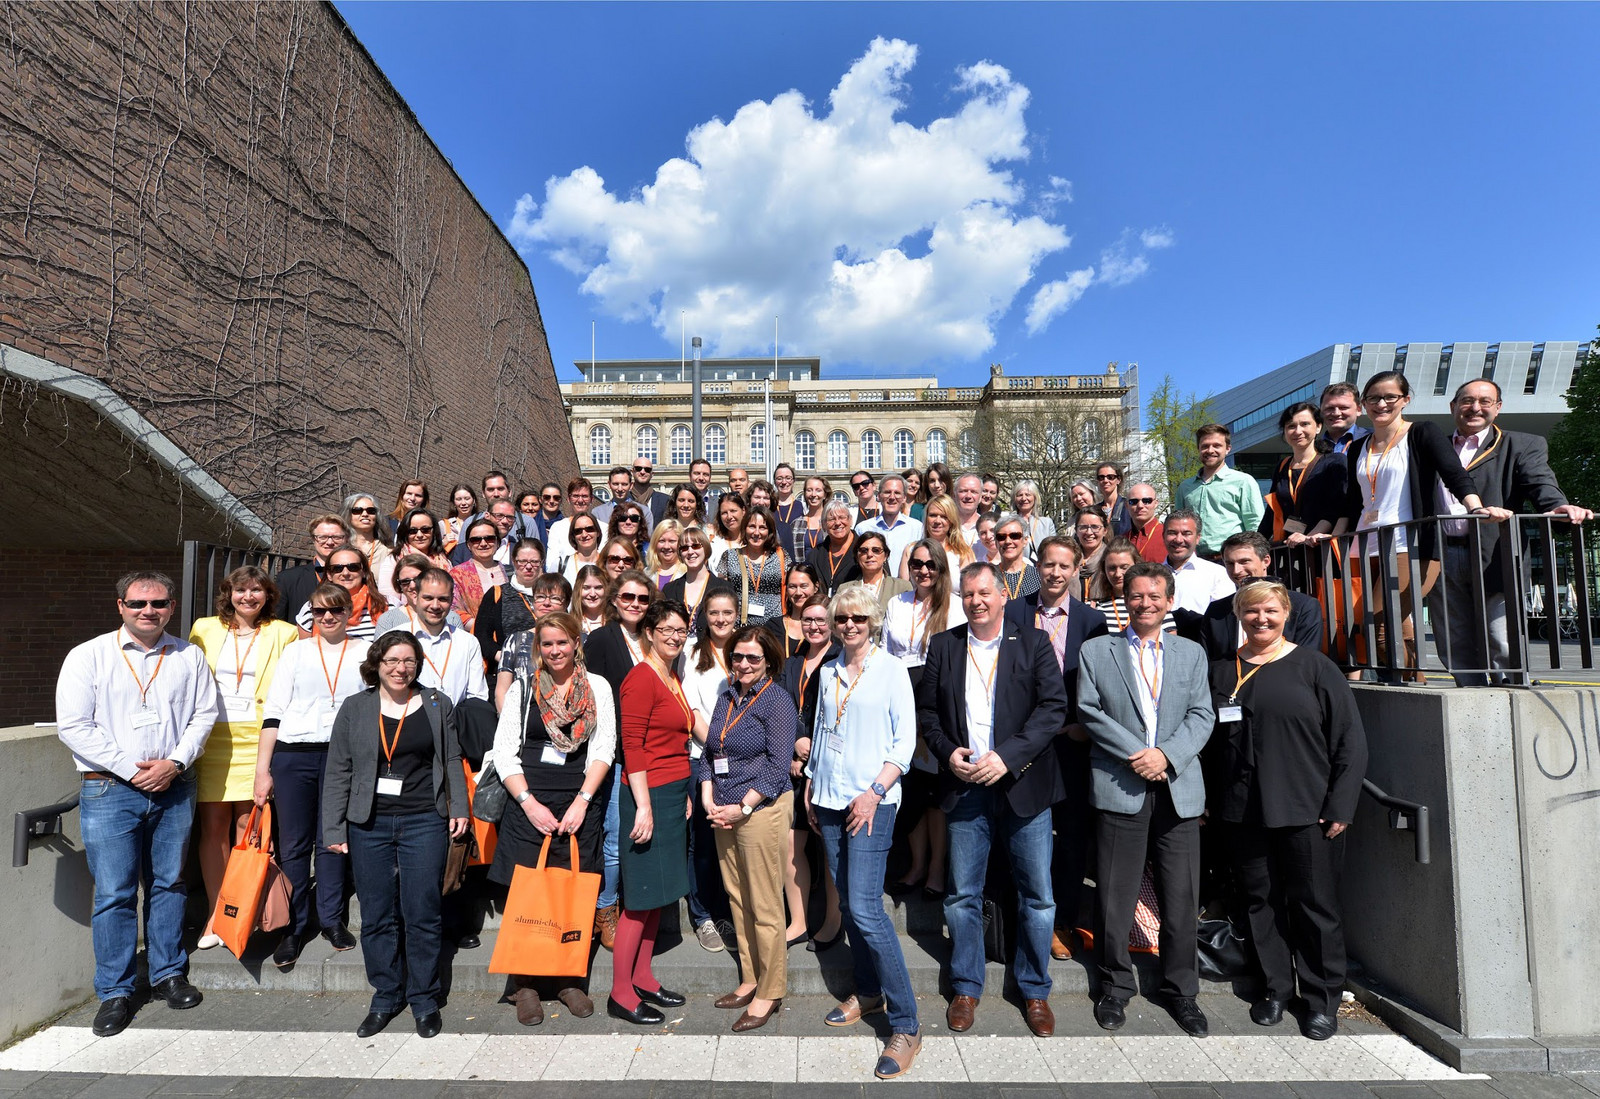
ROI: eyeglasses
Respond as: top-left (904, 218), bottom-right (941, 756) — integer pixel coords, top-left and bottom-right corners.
top-left (327, 561), bottom-right (363, 573)
top-left (1364, 393), bottom-right (1405, 406)
top-left (801, 617), bottom-right (831, 629)
top-left (616, 592), bottom-right (651, 605)
top-left (349, 506), bottom-right (378, 516)
top-left (309, 606), bottom-right (348, 617)
top-left (395, 576), bottom-right (420, 590)
top-left (729, 652), bottom-right (765, 665)
top-left (1455, 398), bottom-right (1499, 409)
top-left (312, 534), bottom-right (344, 544)
top-left (1128, 497), bottom-right (1156, 504)
top-left (122, 598), bottom-right (173, 610)
top-left (379, 658), bottom-right (419, 670)
top-left (834, 614), bottom-right (870, 626)
top-left (994, 531), bottom-right (1026, 542)
top-left (653, 626), bottom-right (688, 639)
top-left (466, 535), bottom-right (498, 546)
top-left (606, 555), bottom-right (635, 565)
top-left (909, 558), bottom-right (937, 571)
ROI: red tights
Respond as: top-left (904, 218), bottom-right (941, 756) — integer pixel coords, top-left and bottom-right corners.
top-left (609, 906), bottom-right (662, 1010)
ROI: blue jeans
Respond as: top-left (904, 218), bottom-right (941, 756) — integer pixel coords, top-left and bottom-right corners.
top-left (268, 748), bottom-right (347, 935)
top-left (599, 765), bottom-right (623, 909)
top-left (945, 785), bottom-right (1056, 1000)
top-left (817, 804), bottom-right (917, 1035)
top-left (79, 772), bottom-right (197, 1000)
top-left (347, 811), bottom-right (449, 1015)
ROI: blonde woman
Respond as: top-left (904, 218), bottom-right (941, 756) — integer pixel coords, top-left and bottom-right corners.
top-left (899, 494), bottom-right (972, 579)
top-left (647, 519), bottom-right (687, 589)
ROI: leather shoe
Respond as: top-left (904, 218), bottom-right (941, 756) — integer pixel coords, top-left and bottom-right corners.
top-left (946, 993), bottom-right (978, 1032)
top-left (715, 988), bottom-right (755, 1010)
top-left (92, 997), bottom-right (133, 1037)
top-left (825, 994), bottom-right (886, 1026)
top-left (1250, 997), bottom-right (1286, 1026)
top-left (1303, 1012), bottom-right (1338, 1041)
top-left (152, 976), bottom-right (202, 1010)
top-left (357, 1009), bottom-right (400, 1037)
top-left (635, 985), bottom-right (685, 1008)
top-left (1093, 996), bottom-right (1127, 1031)
top-left (273, 934), bottom-right (301, 970)
top-left (607, 996), bottom-right (665, 1026)
top-left (1050, 928), bottom-right (1073, 960)
top-left (732, 1000), bottom-right (780, 1032)
top-left (513, 988), bottom-right (543, 1026)
top-left (415, 1010), bottom-right (443, 1038)
top-left (556, 987), bottom-right (594, 1018)
top-left (321, 924), bottom-right (357, 951)
top-left (456, 933), bottom-right (481, 950)
top-left (1167, 995), bottom-right (1209, 1038)
top-left (1024, 998), bottom-right (1055, 1038)
top-left (594, 904), bottom-right (619, 951)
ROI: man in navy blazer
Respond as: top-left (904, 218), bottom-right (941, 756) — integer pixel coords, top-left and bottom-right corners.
top-left (918, 561), bottom-right (1070, 1039)
top-left (1175, 532), bottom-right (1324, 661)
top-left (1078, 561), bottom-right (1215, 1038)
top-left (1005, 536), bottom-right (1109, 960)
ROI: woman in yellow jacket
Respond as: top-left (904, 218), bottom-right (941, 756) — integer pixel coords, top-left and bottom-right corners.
top-left (188, 566), bottom-right (302, 948)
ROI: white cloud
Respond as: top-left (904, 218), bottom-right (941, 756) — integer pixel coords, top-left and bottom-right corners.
top-left (1025, 267), bottom-right (1094, 335)
top-left (1140, 226), bottom-right (1175, 251)
top-left (509, 37), bottom-right (1071, 365)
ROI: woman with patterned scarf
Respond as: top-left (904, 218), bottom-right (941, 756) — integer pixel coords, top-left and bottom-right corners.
top-left (487, 612), bottom-right (617, 1026)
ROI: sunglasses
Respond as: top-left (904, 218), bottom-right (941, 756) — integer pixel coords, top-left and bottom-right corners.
top-left (407, 525), bottom-right (434, 534)
top-left (349, 506), bottom-right (378, 515)
top-left (834, 614), bottom-right (870, 626)
top-left (1128, 497), bottom-right (1155, 504)
top-left (327, 561), bottom-right (363, 573)
top-left (851, 481), bottom-right (870, 490)
top-left (857, 546), bottom-right (885, 555)
top-left (606, 555), bottom-right (635, 565)
top-left (616, 592), bottom-right (651, 605)
top-left (908, 558), bottom-right (937, 571)
top-left (573, 526), bottom-right (599, 536)
top-left (122, 598), bottom-right (173, 610)
top-left (541, 493), bottom-right (562, 501)
top-left (617, 514), bottom-right (641, 524)
top-left (1096, 474), bottom-right (1120, 481)
top-left (309, 606), bottom-right (348, 617)
top-left (395, 576), bottom-right (420, 590)
top-left (729, 652), bottom-right (765, 665)
top-left (633, 465), bottom-right (652, 473)
top-left (994, 532), bottom-right (1026, 542)
top-left (467, 535), bottom-right (499, 546)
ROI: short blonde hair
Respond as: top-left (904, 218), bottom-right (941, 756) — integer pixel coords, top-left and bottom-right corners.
top-left (1233, 578), bottom-right (1291, 616)
top-left (829, 584), bottom-right (883, 639)
top-left (647, 518), bottom-right (685, 574)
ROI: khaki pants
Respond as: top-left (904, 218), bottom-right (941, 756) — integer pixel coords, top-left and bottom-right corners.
top-left (714, 790), bottom-right (792, 1001)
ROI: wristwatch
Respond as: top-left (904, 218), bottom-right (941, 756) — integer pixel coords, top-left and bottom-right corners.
top-left (169, 759), bottom-right (186, 774)
top-left (740, 803), bottom-right (754, 817)
top-left (578, 789), bottom-right (594, 803)
top-left (515, 790), bottom-right (533, 805)
top-left (870, 782), bottom-right (888, 799)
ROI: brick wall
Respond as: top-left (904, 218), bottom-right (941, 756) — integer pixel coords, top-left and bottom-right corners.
top-left (0, 3), bottom-right (577, 552)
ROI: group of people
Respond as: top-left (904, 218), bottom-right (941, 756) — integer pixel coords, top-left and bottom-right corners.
top-left (53, 374), bottom-right (1586, 1078)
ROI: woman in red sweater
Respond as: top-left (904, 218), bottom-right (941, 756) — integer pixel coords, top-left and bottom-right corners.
top-left (608, 597), bottom-right (695, 1025)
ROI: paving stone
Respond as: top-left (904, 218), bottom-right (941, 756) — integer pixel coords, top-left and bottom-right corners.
top-left (374, 1035), bottom-right (486, 1081)
top-left (0, 1026), bottom-right (99, 1070)
top-left (141, 1032), bottom-right (252, 1077)
top-left (954, 1037), bottom-right (1053, 1083)
top-left (651, 1083), bottom-right (715, 1099)
top-left (1202, 1037), bottom-right (1318, 1083)
top-left (1484, 1078), bottom-right (1600, 1099)
top-left (74, 1077), bottom-right (176, 1099)
top-left (1150, 1088), bottom-right (1220, 1099)
top-left (1213, 1086), bottom-right (1299, 1099)
top-left (1288, 1085), bottom-right (1387, 1099)
top-left (1037, 1036), bottom-right (1140, 1082)
top-left (213, 1031), bottom-right (330, 1077)
top-left (150, 1076), bottom-right (245, 1095)
top-left (711, 1036), bottom-right (797, 1082)
top-left (794, 1036), bottom-right (880, 1083)
top-left (1115, 1036), bottom-right (1228, 1083)
top-left (629, 1035), bottom-right (720, 1080)
top-left (1276, 1037), bottom-right (1400, 1081)
top-left (1055, 1085), bottom-right (1158, 1099)
top-left (0, 1071), bottom-right (46, 1092)
top-left (5, 1075), bottom-right (103, 1099)
top-left (1355, 1036), bottom-right (1476, 1082)
top-left (291, 1033), bottom-right (410, 1080)
top-left (455, 1034), bottom-right (562, 1081)
top-left (57, 1030), bottom-right (185, 1075)
top-left (541, 1033), bottom-right (640, 1080)
top-left (343, 1083), bottom-right (448, 1099)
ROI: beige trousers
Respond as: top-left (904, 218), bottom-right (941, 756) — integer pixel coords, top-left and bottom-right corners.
top-left (714, 790), bottom-right (792, 1001)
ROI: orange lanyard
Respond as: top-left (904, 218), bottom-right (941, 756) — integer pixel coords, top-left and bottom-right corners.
top-left (649, 660), bottom-right (694, 733)
top-left (1363, 428), bottom-right (1407, 503)
top-left (683, 575), bottom-right (710, 625)
top-left (909, 599), bottom-right (931, 650)
top-left (420, 631), bottom-right (451, 684)
top-left (1003, 569), bottom-right (1024, 599)
top-left (1133, 636), bottom-right (1161, 707)
top-left (831, 646), bottom-right (878, 728)
top-left (622, 630), bottom-right (644, 665)
top-left (967, 639), bottom-right (1000, 699)
top-left (1109, 599), bottom-right (1128, 631)
top-left (1285, 457), bottom-right (1315, 508)
top-left (119, 634), bottom-right (167, 706)
top-left (378, 697), bottom-right (413, 770)
top-left (829, 534), bottom-right (855, 580)
top-left (514, 588), bottom-right (538, 619)
top-left (1132, 521), bottom-right (1162, 557)
top-left (317, 638), bottom-right (349, 702)
top-left (229, 627), bottom-right (258, 694)
top-left (716, 679), bottom-right (772, 748)
top-left (1231, 639), bottom-right (1286, 702)
top-left (1035, 606), bottom-right (1068, 647)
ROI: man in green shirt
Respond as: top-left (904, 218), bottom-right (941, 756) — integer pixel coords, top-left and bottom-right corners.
top-left (1174, 424), bottom-right (1264, 558)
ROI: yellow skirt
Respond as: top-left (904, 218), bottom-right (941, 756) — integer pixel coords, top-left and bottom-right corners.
top-left (195, 720), bottom-right (261, 803)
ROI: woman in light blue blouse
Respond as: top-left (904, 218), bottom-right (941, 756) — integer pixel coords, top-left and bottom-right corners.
top-left (804, 585), bottom-right (921, 1080)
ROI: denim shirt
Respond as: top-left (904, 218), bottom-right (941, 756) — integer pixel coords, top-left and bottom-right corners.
top-left (805, 646), bottom-right (916, 810)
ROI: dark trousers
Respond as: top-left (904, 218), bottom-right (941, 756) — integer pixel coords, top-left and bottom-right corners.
top-left (1096, 782), bottom-right (1200, 1001)
top-left (269, 748), bottom-right (347, 935)
top-left (1232, 822), bottom-right (1347, 1015)
top-left (348, 810), bottom-right (449, 1016)
top-left (1051, 739), bottom-right (1092, 931)
top-left (686, 795), bottom-right (731, 927)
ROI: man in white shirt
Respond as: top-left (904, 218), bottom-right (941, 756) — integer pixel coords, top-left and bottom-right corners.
top-left (1163, 508), bottom-right (1235, 615)
top-left (404, 570), bottom-right (489, 704)
top-left (56, 571), bottom-right (218, 1036)
top-left (855, 475), bottom-right (924, 566)
top-left (543, 477), bottom-right (594, 572)
top-left (954, 473), bottom-right (985, 555)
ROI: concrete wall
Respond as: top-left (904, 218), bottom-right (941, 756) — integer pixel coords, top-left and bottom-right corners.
top-left (0, 726), bottom-right (93, 1045)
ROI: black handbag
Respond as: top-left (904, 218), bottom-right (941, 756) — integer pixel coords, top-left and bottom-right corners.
top-left (471, 761), bottom-right (507, 823)
top-left (1196, 917), bottom-right (1253, 982)
top-left (981, 897), bottom-right (1008, 964)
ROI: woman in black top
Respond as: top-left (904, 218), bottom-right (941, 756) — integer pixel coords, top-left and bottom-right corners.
top-left (474, 538), bottom-right (547, 679)
top-left (323, 631), bottom-right (469, 1040)
top-left (1205, 582), bottom-right (1366, 1042)
top-left (663, 526), bottom-right (734, 642)
top-left (1262, 402), bottom-right (1352, 620)
top-left (778, 594), bottom-right (843, 950)
top-left (806, 500), bottom-right (861, 595)
top-left (489, 612), bottom-right (617, 1026)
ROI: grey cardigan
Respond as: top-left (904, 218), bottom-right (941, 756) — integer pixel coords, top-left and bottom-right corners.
top-left (321, 686), bottom-right (469, 847)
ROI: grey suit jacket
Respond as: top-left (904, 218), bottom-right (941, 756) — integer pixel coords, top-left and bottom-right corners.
top-left (322, 686), bottom-right (469, 846)
top-left (1077, 632), bottom-right (1214, 818)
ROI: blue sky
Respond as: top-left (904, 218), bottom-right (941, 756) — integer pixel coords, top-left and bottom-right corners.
top-left (335, 2), bottom-right (1599, 403)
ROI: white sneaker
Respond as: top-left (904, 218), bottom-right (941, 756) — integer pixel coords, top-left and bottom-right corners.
top-left (196, 933), bottom-right (223, 950)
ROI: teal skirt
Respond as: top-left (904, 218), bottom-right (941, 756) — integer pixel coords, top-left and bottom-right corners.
top-left (619, 777), bottom-right (691, 911)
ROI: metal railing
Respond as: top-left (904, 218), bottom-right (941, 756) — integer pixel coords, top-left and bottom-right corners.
top-left (179, 540), bottom-right (311, 638)
top-left (12, 795), bottom-right (79, 868)
top-left (1270, 513), bottom-right (1595, 685)
top-left (1361, 779), bottom-right (1430, 864)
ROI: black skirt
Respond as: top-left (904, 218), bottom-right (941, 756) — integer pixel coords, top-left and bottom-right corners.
top-left (489, 786), bottom-right (604, 886)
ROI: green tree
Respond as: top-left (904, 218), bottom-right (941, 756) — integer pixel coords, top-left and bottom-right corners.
top-left (1144, 375), bottom-right (1216, 503)
top-left (1549, 327), bottom-right (1600, 508)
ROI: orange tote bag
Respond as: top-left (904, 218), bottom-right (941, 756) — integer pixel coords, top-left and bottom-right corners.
top-left (462, 761), bottom-right (497, 867)
top-left (211, 803), bottom-right (275, 958)
top-left (488, 834), bottom-right (601, 978)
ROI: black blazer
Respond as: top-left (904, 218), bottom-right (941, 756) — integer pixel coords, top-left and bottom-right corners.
top-left (1003, 594), bottom-right (1110, 723)
top-left (661, 574), bottom-right (736, 638)
top-left (583, 621), bottom-right (639, 711)
top-left (274, 561), bottom-right (325, 620)
top-left (1344, 420), bottom-right (1480, 561)
top-left (1455, 427), bottom-right (1570, 593)
top-left (916, 623), bottom-right (1071, 818)
top-left (806, 540), bottom-right (863, 595)
top-left (1175, 590), bottom-right (1324, 662)
top-left (321, 687), bottom-right (468, 846)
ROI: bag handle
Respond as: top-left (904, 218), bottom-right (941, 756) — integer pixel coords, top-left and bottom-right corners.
top-left (533, 832), bottom-right (583, 872)
top-left (239, 803), bottom-right (272, 853)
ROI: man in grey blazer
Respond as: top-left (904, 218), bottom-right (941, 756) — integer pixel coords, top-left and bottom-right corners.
top-left (1077, 561), bottom-right (1215, 1037)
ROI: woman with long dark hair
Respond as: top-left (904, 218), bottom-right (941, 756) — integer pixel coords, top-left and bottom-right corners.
top-left (389, 480), bottom-right (430, 539)
top-left (718, 505), bottom-right (787, 625)
top-left (393, 508), bottom-right (451, 572)
top-left (295, 545), bottom-right (388, 641)
top-left (448, 517), bottom-right (505, 632)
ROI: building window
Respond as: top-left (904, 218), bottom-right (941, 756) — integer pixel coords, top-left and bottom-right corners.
top-left (1525, 345), bottom-right (1544, 395)
top-left (893, 429), bottom-right (915, 469)
top-left (1011, 421), bottom-right (1032, 461)
top-left (1081, 420), bottom-right (1102, 461)
top-left (926, 428), bottom-right (946, 465)
top-left (635, 425), bottom-right (658, 463)
top-left (795, 430), bottom-right (816, 471)
top-left (589, 424), bottom-right (611, 466)
top-left (704, 424), bottom-right (727, 465)
top-left (828, 430), bottom-right (849, 470)
top-left (861, 430), bottom-right (882, 471)
top-left (1045, 422), bottom-right (1068, 463)
top-left (750, 422), bottom-right (766, 465)
top-left (669, 424), bottom-right (692, 466)
top-left (958, 429), bottom-right (977, 467)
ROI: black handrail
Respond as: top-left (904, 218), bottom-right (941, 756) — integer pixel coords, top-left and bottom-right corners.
top-left (13, 794), bottom-right (80, 868)
top-left (1361, 778), bottom-right (1429, 864)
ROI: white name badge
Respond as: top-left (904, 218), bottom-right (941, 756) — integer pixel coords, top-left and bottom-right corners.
top-left (747, 600), bottom-right (770, 619)
top-left (1219, 705), bottom-right (1244, 724)
top-left (688, 741), bottom-right (704, 760)
top-left (376, 775), bottom-right (403, 796)
top-left (713, 756), bottom-right (730, 776)
top-left (223, 694), bottom-right (256, 721)
top-left (540, 745), bottom-right (568, 766)
top-left (131, 710), bottom-right (161, 730)
top-left (825, 729), bottom-right (844, 754)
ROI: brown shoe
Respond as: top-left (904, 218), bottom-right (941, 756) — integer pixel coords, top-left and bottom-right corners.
top-left (594, 904), bottom-right (619, 951)
top-left (715, 988), bottom-right (756, 1010)
top-left (824, 994), bottom-right (886, 1026)
top-left (556, 987), bottom-right (594, 1018)
top-left (513, 988), bottom-right (543, 1026)
top-left (946, 993), bottom-right (979, 1032)
top-left (1050, 928), bottom-right (1072, 960)
top-left (732, 1000), bottom-right (780, 1033)
top-left (1024, 998), bottom-right (1055, 1038)
top-left (874, 1032), bottom-right (922, 1079)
